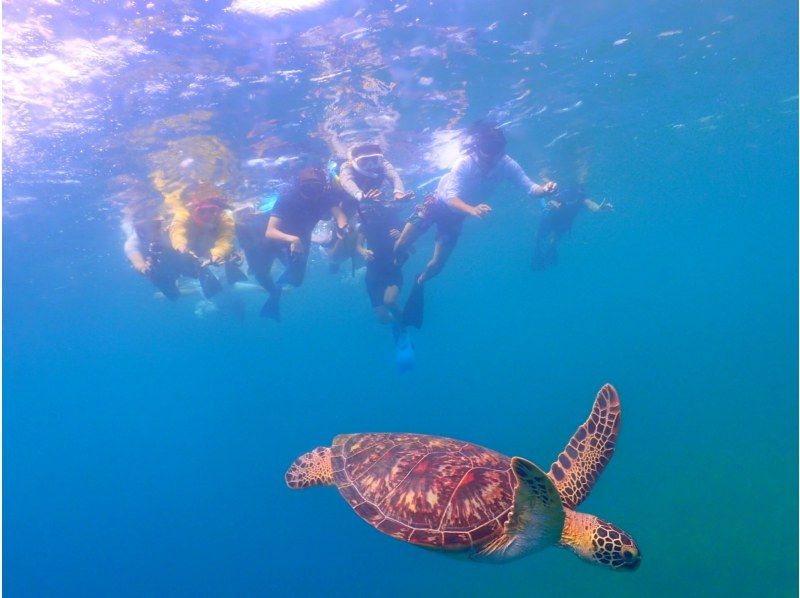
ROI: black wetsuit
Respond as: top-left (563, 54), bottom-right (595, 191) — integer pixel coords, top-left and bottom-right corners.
top-left (532, 186), bottom-right (585, 271)
top-left (237, 187), bottom-right (338, 290)
top-left (135, 220), bottom-right (199, 299)
top-left (358, 200), bottom-right (406, 307)
top-left (236, 211), bottom-right (278, 292)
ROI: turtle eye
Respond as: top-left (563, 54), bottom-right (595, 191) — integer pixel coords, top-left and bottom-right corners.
top-left (623, 550), bottom-right (634, 562)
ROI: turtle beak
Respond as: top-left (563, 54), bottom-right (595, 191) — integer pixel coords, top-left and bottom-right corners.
top-left (618, 545), bottom-right (642, 571)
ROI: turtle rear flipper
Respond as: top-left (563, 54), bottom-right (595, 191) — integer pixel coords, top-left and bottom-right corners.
top-left (285, 447), bottom-right (334, 489)
top-left (548, 384), bottom-right (621, 509)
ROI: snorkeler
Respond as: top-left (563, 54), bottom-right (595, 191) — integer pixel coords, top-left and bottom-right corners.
top-left (532, 184), bottom-right (613, 271)
top-left (394, 120), bottom-right (558, 325)
top-left (122, 195), bottom-right (209, 300)
top-left (356, 190), bottom-right (418, 369)
top-left (355, 183), bottom-right (413, 322)
top-left (165, 183), bottom-right (247, 297)
top-left (339, 143), bottom-right (412, 203)
top-left (240, 167), bottom-right (348, 320)
top-left (326, 143), bottom-right (413, 274)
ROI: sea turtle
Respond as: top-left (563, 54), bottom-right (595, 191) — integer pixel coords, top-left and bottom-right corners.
top-left (285, 383), bottom-right (640, 570)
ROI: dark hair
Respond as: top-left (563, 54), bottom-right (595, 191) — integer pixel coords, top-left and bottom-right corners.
top-left (297, 166), bottom-right (326, 185)
top-left (464, 120), bottom-right (506, 157)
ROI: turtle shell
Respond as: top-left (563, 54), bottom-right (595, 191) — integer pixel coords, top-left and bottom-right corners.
top-left (330, 433), bottom-right (517, 550)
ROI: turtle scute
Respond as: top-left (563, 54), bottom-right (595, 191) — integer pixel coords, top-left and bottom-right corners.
top-left (331, 433), bottom-right (516, 550)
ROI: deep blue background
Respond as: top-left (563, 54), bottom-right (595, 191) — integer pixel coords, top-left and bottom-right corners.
top-left (4, 0), bottom-right (797, 595)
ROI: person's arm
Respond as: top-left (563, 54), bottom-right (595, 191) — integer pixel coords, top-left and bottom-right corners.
top-left (266, 215), bottom-right (300, 245)
top-left (447, 196), bottom-right (492, 217)
top-left (356, 229), bottom-right (373, 261)
top-left (383, 160), bottom-right (408, 199)
top-left (209, 211), bottom-right (236, 262)
top-left (338, 163), bottom-right (365, 201)
top-left (331, 204), bottom-right (348, 230)
top-left (122, 219), bottom-right (149, 273)
top-left (584, 198), bottom-right (613, 212)
top-left (169, 207), bottom-right (190, 253)
top-left (442, 157), bottom-right (491, 217)
top-left (502, 156), bottom-right (557, 206)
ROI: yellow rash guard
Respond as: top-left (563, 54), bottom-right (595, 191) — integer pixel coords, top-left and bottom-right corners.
top-left (152, 170), bottom-right (234, 260)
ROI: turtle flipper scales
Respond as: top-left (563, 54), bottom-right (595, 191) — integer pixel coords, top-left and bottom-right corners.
top-left (548, 384), bottom-right (621, 509)
top-left (286, 447), bottom-right (334, 489)
top-left (476, 457), bottom-right (563, 560)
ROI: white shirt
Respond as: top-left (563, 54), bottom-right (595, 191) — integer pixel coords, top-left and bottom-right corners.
top-left (435, 153), bottom-right (539, 206)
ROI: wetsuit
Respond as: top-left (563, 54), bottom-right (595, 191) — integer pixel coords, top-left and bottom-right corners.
top-left (358, 200), bottom-right (406, 307)
top-left (532, 185), bottom-right (585, 270)
top-left (124, 217), bottom-right (198, 299)
top-left (238, 187), bottom-right (339, 291)
top-left (236, 211), bottom-right (279, 293)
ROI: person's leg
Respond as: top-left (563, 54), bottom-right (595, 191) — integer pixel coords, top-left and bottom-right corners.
top-left (382, 284), bottom-right (401, 322)
top-left (417, 232), bottom-right (457, 284)
top-left (282, 250), bottom-right (309, 287)
top-left (148, 262), bottom-right (182, 299)
top-left (327, 228), bottom-right (357, 273)
top-left (252, 247), bottom-right (282, 320)
top-left (365, 266), bottom-right (390, 323)
top-left (393, 221), bottom-right (424, 266)
top-left (252, 253), bottom-right (278, 294)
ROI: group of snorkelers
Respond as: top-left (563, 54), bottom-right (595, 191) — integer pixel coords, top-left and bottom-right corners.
top-left (122, 121), bottom-right (612, 368)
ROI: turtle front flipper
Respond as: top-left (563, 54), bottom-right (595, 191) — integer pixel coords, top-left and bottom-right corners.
top-left (476, 457), bottom-right (564, 561)
top-left (548, 384), bottom-right (621, 509)
top-left (285, 447), bottom-right (334, 489)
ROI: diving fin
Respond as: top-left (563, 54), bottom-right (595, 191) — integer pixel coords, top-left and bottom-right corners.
top-left (225, 261), bottom-right (248, 284)
top-left (260, 290), bottom-right (282, 321)
top-left (394, 327), bottom-right (416, 373)
top-left (402, 280), bottom-right (424, 329)
top-left (198, 266), bottom-right (223, 298)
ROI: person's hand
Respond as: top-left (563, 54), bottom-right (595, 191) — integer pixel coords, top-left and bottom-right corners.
top-left (394, 191), bottom-right (414, 202)
top-left (585, 198), bottom-right (614, 212)
top-left (360, 248), bottom-right (375, 261)
top-left (209, 255), bottom-right (225, 266)
top-left (133, 258), bottom-right (151, 274)
top-left (363, 189), bottom-right (382, 201)
top-left (534, 181), bottom-right (558, 195)
top-left (389, 228), bottom-right (401, 239)
top-left (546, 200), bottom-right (562, 210)
top-left (289, 237), bottom-right (305, 255)
top-left (470, 203), bottom-right (492, 218)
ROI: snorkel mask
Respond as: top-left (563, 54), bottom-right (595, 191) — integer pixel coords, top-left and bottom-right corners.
top-left (191, 202), bottom-right (223, 226)
top-left (349, 143), bottom-right (384, 178)
top-left (463, 122), bottom-right (506, 167)
top-left (187, 183), bottom-right (227, 226)
top-left (297, 167), bottom-right (327, 199)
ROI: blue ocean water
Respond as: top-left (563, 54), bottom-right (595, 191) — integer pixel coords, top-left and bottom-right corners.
top-left (3, 0), bottom-right (797, 596)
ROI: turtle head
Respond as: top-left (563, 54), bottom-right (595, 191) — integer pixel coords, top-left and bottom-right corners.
top-left (560, 509), bottom-right (641, 571)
